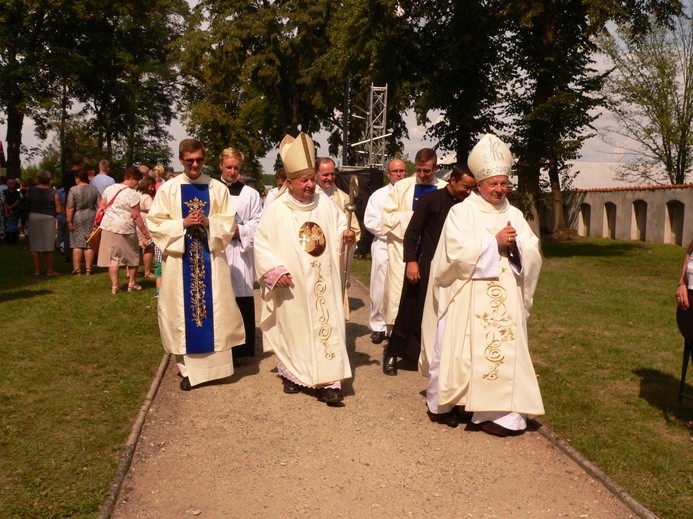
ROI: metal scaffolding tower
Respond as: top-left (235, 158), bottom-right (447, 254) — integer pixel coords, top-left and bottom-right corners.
top-left (349, 84), bottom-right (391, 168)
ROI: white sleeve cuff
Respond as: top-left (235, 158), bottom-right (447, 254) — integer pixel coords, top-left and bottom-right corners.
top-left (472, 237), bottom-right (500, 279)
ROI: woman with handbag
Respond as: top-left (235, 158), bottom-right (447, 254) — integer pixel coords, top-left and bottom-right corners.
top-left (97, 166), bottom-right (152, 293)
top-left (66, 169), bottom-right (100, 274)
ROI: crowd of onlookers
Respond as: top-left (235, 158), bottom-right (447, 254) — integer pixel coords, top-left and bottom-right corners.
top-left (0, 155), bottom-right (279, 291)
top-left (0, 156), bottom-right (178, 285)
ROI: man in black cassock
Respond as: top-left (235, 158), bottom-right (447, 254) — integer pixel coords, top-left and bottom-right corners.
top-left (383, 165), bottom-right (475, 376)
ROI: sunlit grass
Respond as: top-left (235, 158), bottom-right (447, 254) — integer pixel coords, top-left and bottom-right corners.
top-left (0, 244), bottom-right (162, 518)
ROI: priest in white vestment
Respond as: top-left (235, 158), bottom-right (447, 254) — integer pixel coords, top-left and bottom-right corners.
top-left (147, 138), bottom-right (245, 391)
top-left (420, 134), bottom-right (544, 436)
top-left (363, 158), bottom-right (407, 344)
top-left (381, 149), bottom-right (447, 330)
top-left (315, 157), bottom-right (362, 319)
top-left (219, 147), bottom-right (263, 365)
top-left (254, 133), bottom-right (355, 406)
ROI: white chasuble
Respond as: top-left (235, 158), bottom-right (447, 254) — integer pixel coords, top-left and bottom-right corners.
top-left (421, 191), bottom-right (543, 417)
top-left (146, 174), bottom-right (245, 357)
top-left (381, 176), bottom-right (447, 324)
top-left (254, 191), bottom-right (352, 387)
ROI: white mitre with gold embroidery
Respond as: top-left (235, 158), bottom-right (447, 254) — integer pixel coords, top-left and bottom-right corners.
top-left (467, 133), bottom-right (513, 181)
top-left (279, 132), bottom-right (315, 180)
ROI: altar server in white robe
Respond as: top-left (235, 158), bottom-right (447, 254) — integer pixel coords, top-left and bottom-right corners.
top-left (147, 138), bottom-right (245, 391)
top-left (420, 134), bottom-right (543, 436)
top-left (363, 158), bottom-right (407, 344)
top-left (381, 149), bottom-right (447, 329)
top-left (219, 147), bottom-right (263, 365)
top-left (315, 157), bottom-right (362, 243)
top-left (254, 133), bottom-right (355, 406)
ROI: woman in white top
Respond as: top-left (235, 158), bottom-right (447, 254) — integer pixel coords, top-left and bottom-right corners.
top-left (97, 166), bottom-right (152, 293)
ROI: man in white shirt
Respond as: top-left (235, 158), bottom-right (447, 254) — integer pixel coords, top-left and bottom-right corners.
top-left (363, 159), bottom-right (407, 344)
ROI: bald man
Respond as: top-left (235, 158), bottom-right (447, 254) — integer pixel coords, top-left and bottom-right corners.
top-left (363, 159), bottom-right (407, 343)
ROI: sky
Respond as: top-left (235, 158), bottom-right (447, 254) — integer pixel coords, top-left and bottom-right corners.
top-left (0, 105), bottom-right (627, 176)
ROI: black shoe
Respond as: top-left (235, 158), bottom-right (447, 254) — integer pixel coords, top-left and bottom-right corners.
top-left (383, 352), bottom-right (397, 376)
top-left (282, 378), bottom-right (299, 394)
top-left (180, 376), bottom-right (192, 391)
top-left (370, 331), bottom-right (387, 344)
top-left (428, 408), bottom-right (460, 428)
top-left (317, 387), bottom-right (344, 405)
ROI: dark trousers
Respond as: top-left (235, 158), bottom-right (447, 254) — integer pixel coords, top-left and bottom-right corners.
top-left (232, 296), bottom-right (256, 358)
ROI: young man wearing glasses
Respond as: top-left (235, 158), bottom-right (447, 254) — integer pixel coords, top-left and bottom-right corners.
top-left (147, 138), bottom-right (245, 391)
top-left (380, 149), bottom-right (447, 370)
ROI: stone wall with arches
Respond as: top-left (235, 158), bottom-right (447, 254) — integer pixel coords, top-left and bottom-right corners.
top-left (545, 185), bottom-right (693, 246)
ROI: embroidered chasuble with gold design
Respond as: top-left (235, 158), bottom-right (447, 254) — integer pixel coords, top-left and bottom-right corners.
top-left (420, 191), bottom-right (544, 416)
top-left (254, 191), bottom-right (352, 387)
top-left (146, 174), bottom-right (245, 356)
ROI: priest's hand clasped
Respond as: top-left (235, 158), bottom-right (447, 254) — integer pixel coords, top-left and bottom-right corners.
top-left (183, 209), bottom-right (208, 228)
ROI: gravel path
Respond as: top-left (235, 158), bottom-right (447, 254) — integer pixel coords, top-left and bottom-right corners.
top-left (111, 279), bottom-right (641, 519)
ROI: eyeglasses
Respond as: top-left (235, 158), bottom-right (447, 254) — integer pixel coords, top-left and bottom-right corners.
top-left (415, 167), bottom-right (432, 174)
top-left (183, 157), bottom-right (205, 165)
top-left (389, 169), bottom-right (406, 174)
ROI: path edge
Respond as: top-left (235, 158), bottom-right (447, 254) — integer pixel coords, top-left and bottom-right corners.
top-left (534, 421), bottom-right (659, 519)
top-left (98, 352), bottom-right (171, 519)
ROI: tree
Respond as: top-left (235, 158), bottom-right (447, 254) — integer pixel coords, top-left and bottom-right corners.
top-left (59, 0), bottom-right (186, 168)
top-left (599, 13), bottom-right (693, 185)
top-left (0, 1), bottom-right (79, 177)
top-left (1, 1), bottom-right (186, 177)
top-left (175, 0), bottom-right (339, 179)
top-left (318, 0), bottom-right (415, 159)
top-left (499, 0), bottom-right (683, 235)
top-left (176, 0), bottom-right (418, 175)
top-left (400, 0), bottom-right (508, 159)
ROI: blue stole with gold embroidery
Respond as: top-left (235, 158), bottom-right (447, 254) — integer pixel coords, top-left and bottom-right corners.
top-left (413, 183), bottom-right (437, 209)
top-left (181, 183), bottom-right (215, 354)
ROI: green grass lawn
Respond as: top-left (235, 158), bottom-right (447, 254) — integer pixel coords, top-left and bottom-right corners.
top-left (1, 237), bottom-right (692, 517)
top-left (0, 244), bottom-right (163, 518)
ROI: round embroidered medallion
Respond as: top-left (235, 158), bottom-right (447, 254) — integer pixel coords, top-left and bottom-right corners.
top-left (298, 222), bottom-right (326, 257)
